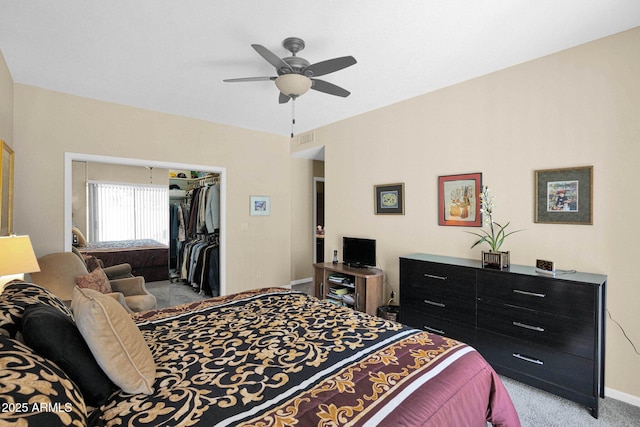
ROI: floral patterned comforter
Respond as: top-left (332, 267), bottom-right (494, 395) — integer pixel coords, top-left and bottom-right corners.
top-left (90, 288), bottom-right (520, 426)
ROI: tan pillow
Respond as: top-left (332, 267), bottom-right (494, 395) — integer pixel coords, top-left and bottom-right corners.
top-left (76, 268), bottom-right (112, 294)
top-left (71, 286), bottom-right (156, 395)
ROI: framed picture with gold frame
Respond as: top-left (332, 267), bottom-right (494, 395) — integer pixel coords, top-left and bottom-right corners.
top-left (1, 140), bottom-right (14, 236)
top-left (374, 183), bottom-right (405, 215)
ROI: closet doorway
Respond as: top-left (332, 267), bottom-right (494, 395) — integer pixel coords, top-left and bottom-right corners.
top-left (63, 152), bottom-right (226, 296)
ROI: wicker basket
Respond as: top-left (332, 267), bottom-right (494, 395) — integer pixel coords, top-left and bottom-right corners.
top-left (482, 251), bottom-right (510, 270)
top-left (377, 305), bottom-right (400, 322)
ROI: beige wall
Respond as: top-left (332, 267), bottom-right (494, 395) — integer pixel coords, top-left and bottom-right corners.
top-left (0, 52), bottom-right (12, 146)
top-left (289, 158), bottom-right (314, 280)
top-left (293, 28), bottom-right (640, 400)
top-left (11, 85), bottom-right (292, 294)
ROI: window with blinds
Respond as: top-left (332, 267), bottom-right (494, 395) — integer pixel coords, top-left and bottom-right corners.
top-left (87, 181), bottom-right (169, 245)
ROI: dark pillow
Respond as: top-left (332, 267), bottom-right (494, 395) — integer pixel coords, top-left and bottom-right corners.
top-left (84, 255), bottom-right (102, 272)
top-left (0, 333), bottom-right (87, 426)
top-left (0, 281), bottom-right (74, 338)
top-left (21, 304), bottom-right (116, 407)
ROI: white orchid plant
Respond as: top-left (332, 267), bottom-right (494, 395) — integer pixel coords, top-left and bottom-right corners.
top-left (466, 186), bottom-right (522, 252)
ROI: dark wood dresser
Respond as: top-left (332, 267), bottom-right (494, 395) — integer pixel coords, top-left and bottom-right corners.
top-left (399, 253), bottom-right (607, 418)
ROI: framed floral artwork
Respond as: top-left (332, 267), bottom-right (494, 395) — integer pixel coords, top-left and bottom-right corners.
top-left (438, 172), bottom-right (482, 226)
top-left (374, 183), bottom-right (405, 215)
top-left (535, 166), bottom-right (593, 224)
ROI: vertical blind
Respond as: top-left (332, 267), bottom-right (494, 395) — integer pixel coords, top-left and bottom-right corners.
top-left (87, 181), bottom-right (169, 245)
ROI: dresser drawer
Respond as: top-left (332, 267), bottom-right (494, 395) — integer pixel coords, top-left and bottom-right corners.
top-left (476, 330), bottom-right (594, 398)
top-left (403, 306), bottom-right (476, 346)
top-left (477, 270), bottom-right (595, 321)
top-left (400, 259), bottom-right (476, 300)
top-left (477, 302), bottom-right (595, 359)
top-left (402, 291), bottom-right (476, 320)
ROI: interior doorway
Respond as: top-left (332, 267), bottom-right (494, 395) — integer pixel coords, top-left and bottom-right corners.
top-left (314, 177), bottom-right (325, 263)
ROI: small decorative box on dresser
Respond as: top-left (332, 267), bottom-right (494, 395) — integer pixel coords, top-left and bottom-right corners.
top-left (399, 253), bottom-right (607, 418)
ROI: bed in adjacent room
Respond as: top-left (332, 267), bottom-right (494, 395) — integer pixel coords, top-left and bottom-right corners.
top-left (78, 239), bottom-right (169, 282)
top-left (0, 284), bottom-right (520, 426)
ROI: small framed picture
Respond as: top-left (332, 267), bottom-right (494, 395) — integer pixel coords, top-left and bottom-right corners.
top-left (374, 183), bottom-right (405, 215)
top-left (438, 172), bottom-right (482, 226)
top-left (250, 195), bottom-right (270, 216)
top-left (535, 166), bottom-right (593, 224)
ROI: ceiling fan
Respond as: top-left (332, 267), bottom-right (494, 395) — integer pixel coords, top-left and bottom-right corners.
top-left (223, 37), bottom-right (357, 104)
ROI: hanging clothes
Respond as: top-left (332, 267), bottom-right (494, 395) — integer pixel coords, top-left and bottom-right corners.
top-left (170, 178), bottom-right (220, 296)
top-left (178, 235), bottom-right (219, 296)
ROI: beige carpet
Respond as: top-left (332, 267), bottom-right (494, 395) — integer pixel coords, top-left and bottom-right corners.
top-left (145, 280), bottom-right (208, 309)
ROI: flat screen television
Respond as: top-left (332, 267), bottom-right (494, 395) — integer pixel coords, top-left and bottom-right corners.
top-left (342, 237), bottom-right (376, 268)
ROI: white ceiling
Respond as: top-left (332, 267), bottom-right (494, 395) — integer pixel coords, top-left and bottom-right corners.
top-left (1, 1), bottom-right (639, 137)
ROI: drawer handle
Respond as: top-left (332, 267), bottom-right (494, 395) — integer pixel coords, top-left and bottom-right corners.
top-left (512, 353), bottom-right (544, 365)
top-left (513, 321), bottom-right (545, 332)
top-left (513, 289), bottom-right (546, 298)
top-left (424, 273), bottom-right (447, 281)
top-left (423, 325), bottom-right (445, 335)
top-left (423, 299), bottom-right (445, 308)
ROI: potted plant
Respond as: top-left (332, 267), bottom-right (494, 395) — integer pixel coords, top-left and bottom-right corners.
top-left (465, 186), bottom-right (522, 269)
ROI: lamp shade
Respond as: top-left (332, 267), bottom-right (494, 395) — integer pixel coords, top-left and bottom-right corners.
top-left (0, 235), bottom-right (40, 276)
top-left (275, 74), bottom-right (312, 97)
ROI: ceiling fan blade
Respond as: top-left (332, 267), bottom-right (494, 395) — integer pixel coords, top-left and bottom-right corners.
top-left (223, 76), bottom-right (276, 82)
top-left (252, 44), bottom-right (293, 72)
top-left (305, 56), bottom-right (356, 77)
top-left (279, 93), bottom-right (291, 104)
top-left (311, 79), bottom-right (351, 97)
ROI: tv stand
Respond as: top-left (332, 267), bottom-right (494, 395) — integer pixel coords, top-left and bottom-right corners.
top-left (344, 262), bottom-right (368, 269)
top-left (312, 262), bottom-right (383, 316)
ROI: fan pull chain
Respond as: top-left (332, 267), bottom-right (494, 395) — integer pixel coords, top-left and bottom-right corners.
top-left (290, 98), bottom-right (296, 138)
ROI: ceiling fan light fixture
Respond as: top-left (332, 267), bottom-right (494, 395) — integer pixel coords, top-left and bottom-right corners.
top-left (275, 74), bottom-right (312, 97)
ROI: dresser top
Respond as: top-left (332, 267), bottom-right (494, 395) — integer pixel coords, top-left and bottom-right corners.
top-left (401, 253), bottom-right (607, 285)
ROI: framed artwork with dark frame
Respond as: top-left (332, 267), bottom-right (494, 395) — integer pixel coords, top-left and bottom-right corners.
top-left (535, 166), bottom-right (593, 224)
top-left (438, 172), bottom-right (482, 227)
top-left (374, 183), bottom-right (405, 215)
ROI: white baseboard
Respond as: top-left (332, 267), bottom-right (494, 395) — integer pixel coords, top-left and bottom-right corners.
top-left (289, 277), bottom-right (312, 287)
top-left (605, 387), bottom-right (640, 408)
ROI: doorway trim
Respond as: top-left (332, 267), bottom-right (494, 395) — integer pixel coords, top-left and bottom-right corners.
top-left (64, 152), bottom-right (227, 295)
